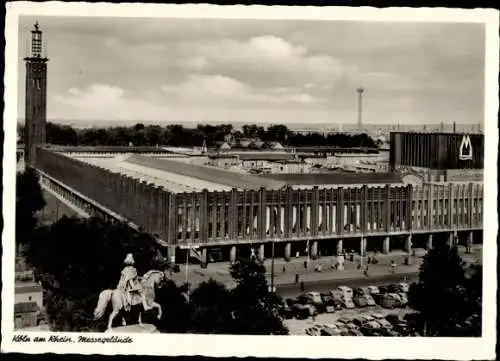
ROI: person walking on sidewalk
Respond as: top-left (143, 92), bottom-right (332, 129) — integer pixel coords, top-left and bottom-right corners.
top-left (282, 264), bottom-right (286, 273)
top-left (391, 260), bottom-right (396, 274)
top-left (300, 280), bottom-right (305, 292)
top-left (295, 273), bottom-right (299, 284)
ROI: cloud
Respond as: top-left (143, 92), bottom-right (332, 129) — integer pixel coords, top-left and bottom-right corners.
top-left (191, 36), bottom-right (343, 80)
top-left (53, 84), bottom-right (169, 120)
top-left (161, 74), bottom-right (323, 105)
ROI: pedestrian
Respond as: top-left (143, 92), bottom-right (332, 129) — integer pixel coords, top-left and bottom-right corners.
top-left (391, 260), bottom-right (396, 274)
top-left (295, 273), bottom-right (299, 284)
top-left (300, 280), bottom-right (305, 292)
top-left (363, 265), bottom-right (369, 277)
top-left (312, 313), bottom-right (316, 322)
top-left (282, 264), bottom-right (286, 273)
top-left (304, 259), bottom-right (308, 269)
top-left (367, 255), bottom-right (372, 264)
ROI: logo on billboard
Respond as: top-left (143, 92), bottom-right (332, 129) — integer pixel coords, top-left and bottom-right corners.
top-left (459, 135), bottom-right (473, 161)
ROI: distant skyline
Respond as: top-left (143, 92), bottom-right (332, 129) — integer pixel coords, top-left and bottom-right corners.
top-left (18, 17), bottom-right (485, 125)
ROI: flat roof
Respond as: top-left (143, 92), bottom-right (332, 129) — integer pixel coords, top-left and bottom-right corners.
top-left (69, 154), bottom-right (232, 193)
top-left (260, 172), bottom-right (402, 185)
top-left (15, 302), bottom-right (38, 314)
top-left (127, 155), bottom-right (288, 191)
top-left (15, 282), bottom-right (43, 294)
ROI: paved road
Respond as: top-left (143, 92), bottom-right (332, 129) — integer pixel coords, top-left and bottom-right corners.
top-left (276, 272), bottom-right (419, 297)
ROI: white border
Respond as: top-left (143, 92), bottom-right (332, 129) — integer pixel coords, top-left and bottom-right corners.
top-left (2, 3), bottom-right (498, 359)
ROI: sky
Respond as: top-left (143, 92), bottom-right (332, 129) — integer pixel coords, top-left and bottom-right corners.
top-left (17, 16), bottom-right (486, 125)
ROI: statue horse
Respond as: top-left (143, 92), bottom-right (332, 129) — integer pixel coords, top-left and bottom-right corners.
top-left (94, 270), bottom-right (166, 331)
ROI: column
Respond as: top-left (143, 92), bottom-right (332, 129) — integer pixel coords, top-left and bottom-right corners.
top-left (360, 237), bottom-right (367, 256)
top-left (200, 247), bottom-right (208, 267)
top-left (310, 241), bottom-right (318, 260)
top-left (426, 234), bottom-right (433, 250)
top-left (167, 245), bottom-right (176, 264)
top-left (229, 245), bottom-right (237, 264)
top-left (404, 235), bottom-right (412, 253)
top-left (284, 242), bottom-right (291, 261)
top-left (383, 237), bottom-right (390, 255)
top-left (405, 235), bottom-right (412, 265)
top-left (258, 244), bottom-right (265, 262)
top-left (447, 232), bottom-right (454, 248)
top-left (336, 239), bottom-right (343, 255)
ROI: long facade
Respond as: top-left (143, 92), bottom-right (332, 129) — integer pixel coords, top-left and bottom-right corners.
top-left (35, 147), bottom-right (484, 262)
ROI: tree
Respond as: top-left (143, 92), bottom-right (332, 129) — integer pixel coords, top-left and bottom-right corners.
top-left (229, 258), bottom-right (288, 335)
top-left (189, 279), bottom-right (233, 334)
top-left (408, 243), bottom-right (482, 336)
top-left (16, 168), bottom-right (46, 247)
top-left (25, 216), bottom-right (164, 331)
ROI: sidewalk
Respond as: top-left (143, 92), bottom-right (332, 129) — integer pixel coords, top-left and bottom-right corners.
top-left (169, 245), bottom-right (482, 289)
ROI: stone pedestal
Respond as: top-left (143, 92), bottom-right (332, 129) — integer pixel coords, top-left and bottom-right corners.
top-left (360, 238), bottom-right (367, 256)
top-left (336, 239), bottom-right (343, 255)
top-left (310, 241), bottom-right (318, 260)
top-left (200, 247), bottom-right (208, 266)
top-left (229, 245), bottom-right (237, 264)
top-left (258, 244), bottom-right (265, 262)
top-left (383, 237), bottom-right (390, 255)
top-left (284, 242), bottom-right (291, 261)
top-left (427, 234), bottom-right (433, 250)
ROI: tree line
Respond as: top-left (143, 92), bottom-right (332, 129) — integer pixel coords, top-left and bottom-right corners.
top-left (17, 122), bottom-right (377, 149)
top-left (16, 169), bottom-right (481, 335)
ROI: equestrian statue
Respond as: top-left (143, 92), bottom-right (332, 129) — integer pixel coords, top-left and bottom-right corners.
top-left (93, 253), bottom-right (167, 331)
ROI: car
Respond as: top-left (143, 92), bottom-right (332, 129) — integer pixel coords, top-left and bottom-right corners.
top-left (306, 326), bottom-right (322, 336)
top-left (330, 289), bottom-right (344, 300)
top-left (285, 297), bottom-right (298, 308)
top-left (386, 313), bottom-right (405, 325)
top-left (371, 312), bottom-right (386, 320)
top-left (336, 286), bottom-right (354, 299)
top-left (353, 294), bottom-right (368, 307)
top-left (365, 294), bottom-right (376, 306)
top-left (345, 322), bottom-right (359, 330)
top-left (350, 329), bottom-right (364, 336)
top-left (337, 317), bottom-right (351, 324)
top-left (398, 282), bottom-right (410, 293)
top-left (371, 293), bottom-right (385, 305)
top-left (343, 298), bottom-right (356, 309)
top-left (366, 285), bottom-right (380, 295)
top-left (292, 304), bottom-right (315, 319)
top-left (297, 293), bottom-right (325, 313)
top-left (380, 294), bottom-right (400, 309)
top-left (397, 292), bottom-right (409, 306)
top-left (306, 291), bottom-right (323, 305)
top-left (320, 293), bottom-right (338, 313)
top-left (354, 287), bottom-right (367, 296)
top-left (280, 305), bottom-right (294, 319)
top-left (378, 285), bottom-right (388, 294)
top-left (387, 283), bottom-right (401, 293)
top-left (352, 317), bottom-right (365, 327)
top-left (377, 319), bottom-right (393, 329)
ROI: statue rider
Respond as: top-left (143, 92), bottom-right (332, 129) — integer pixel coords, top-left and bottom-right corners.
top-left (117, 254), bottom-right (151, 312)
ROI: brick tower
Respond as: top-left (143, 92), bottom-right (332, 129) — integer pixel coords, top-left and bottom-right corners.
top-left (24, 21), bottom-right (48, 166)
